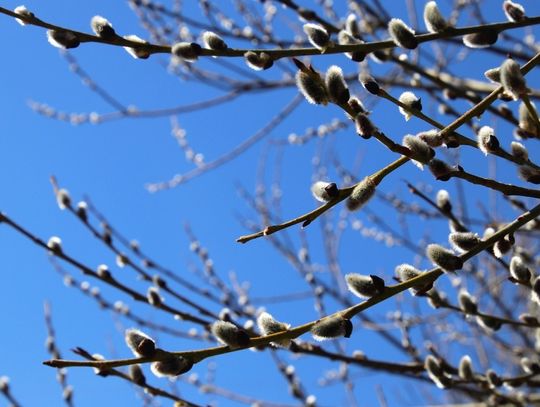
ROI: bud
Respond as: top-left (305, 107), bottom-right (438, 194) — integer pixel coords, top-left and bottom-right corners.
top-left (360, 74), bottom-right (380, 95)
top-left (345, 273), bottom-right (385, 298)
top-left (348, 97), bottom-right (367, 116)
top-left (503, 1), bottom-right (526, 22)
top-left (129, 364), bottom-right (146, 386)
top-left (484, 67), bottom-right (501, 83)
top-left (426, 244), bottom-right (463, 271)
top-left (152, 274), bottom-right (166, 288)
top-left (458, 289), bottom-right (477, 314)
top-left (388, 18), bottom-right (417, 49)
top-left (520, 357), bottom-right (540, 374)
top-left (311, 315), bottom-right (353, 340)
top-left (76, 201), bottom-right (88, 222)
top-left (500, 58), bottom-right (528, 100)
top-left (56, 188), bottom-right (71, 210)
top-left (486, 369), bottom-right (502, 388)
top-left (436, 189), bottom-right (452, 212)
top-left (172, 42), bottom-right (202, 62)
top-left (211, 320), bottom-right (250, 348)
top-left (257, 312), bottom-right (291, 347)
top-left (417, 129), bottom-right (443, 147)
top-left (493, 235), bottom-right (513, 258)
top-left (295, 70), bottom-right (328, 105)
top-left (346, 176), bottom-right (377, 211)
top-left (462, 30), bottom-right (498, 48)
top-left (519, 313), bottom-right (539, 326)
top-left (14, 5), bottom-right (34, 26)
top-left (47, 30), bottom-right (80, 49)
top-left (531, 276), bottom-right (540, 305)
top-left (395, 264), bottom-right (424, 295)
top-left (518, 101), bottom-right (539, 137)
top-left (244, 51), bottom-right (273, 70)
top-left (116, 253), bottom-right (128, 267)
top-left (202, 31), bottom-right (228, 50)
top-left (509, 256), bottom-right (531, 283)
top-left (325, 65), bottom-right (350, 105)
top-left (511, 141), bottom-right (529, 162)
top-left (476, 315), bottom-right (502, 331)
top-left (97, 264), bottom-right (112, 280)
top-left (125, 328), bottom-right (156, 357)
top-left (354, 113), bottom-right (376, 139)
top-left (147, 286), bottom-right (163, 307)
top-left (151, 355), bottom-right (193, 377)
top-left (47, 236), bottom-right (62, 254)
top-left (0, 376), bottom-right (9, 392)
top-left (337, 30), bottom-right (366, 62)
top-left (423, 1), bottom-right (449, 33)
top-left (449, 232), bottom-right (481, 253)
top-left (402, 135), bottom-right (434, 169)
top-left (398, 91), bottom-right (422, 121)
top-left (429, 159), bottom-right (453, 181)
top-left (91, 16), bottom-right (116, 39)
top-left (345, 14), bottom-right (362, 39)
top-left (424, 355), bottom-right (450, 389)
top-left (303, 23), bottom-right (330, 50)
top-left (458, 355), bottom-right (474, 380)
top-left (477, 126), bottom-right (499, 155)
top-left (123, 35), bottom-right (150, 59)
top-left (311, 181), bottom-right (339, 202)
top-left (519, 165), bottom-right (540, 184)
top-left (427, 289), bottom-right (446, 309)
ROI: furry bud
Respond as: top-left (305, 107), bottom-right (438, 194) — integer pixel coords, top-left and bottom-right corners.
top-left (484, 68), bottom-right (501, 83)
top-left (486, 370), bottom-right (502, 388)
top-left (429, 159), bottom-right (453, 181)
top-left (403, 135), bottom-right (434, 169)
top-left (202, 31), bottom-right (227, 50)
top-left (295, 70), bottom-right (328, 105)
top-left (211, 320), bottom-right (250, 348)
top-left (97, 264), bottom-right (112, 280)
top-left (531, 276), bottom-right (540, 305)
top-left (337, 30), bottom-right (366, 61)
top-left (417, 129), bottom-right (443, 147)
top-left (360, 75), bottom-right (380, 95)
top-left (436, 189), bottom-right (451, 212)
top-left (355, 113), bottom-right (376, 139)
top-left (425, 355), bottom-right (451, 389)
top-left (348, 97), bottom-right (367, 116)
top-left (518, 101), bottom-right (539, 137)
top-left (147, 287), bottom-right (163, 307)
top-left (91, 16), bottom-right (116, 39)
top-left (493, 235), bottom-right (513, 258)
top-left (151, 356), bottom-right (193, 377)
top-left (129, 364), bottom-right (146, 386)
top-left (426, 244), bottom-right (463, 271)
top-left (303, 23), bottom-right (330, 50)
top-left (398, 92), bottom-right (422, 121)
top-left (449, 232), bottom-right (481, 253)
top-left (476, 315), bottom-right (502, 331)
top-left (311, 316), bottom-right (353, 340)
top-left (477, 126), bottom-right (499, 155)
top-left (458, 355), bottom-right (474, 380)
top-left (244, 51), bottom-right (273, 70)
top-left (345, 14), bottom-right (362, 39)
top-left (511, 141), bottom-right (528, 161)
top-left (172, 42), bottom-right (202, 62)
top-left (423, 1), bottom-right (449, 33)
top-left (346, 177), bottom-right (377, 211)
top-left (509, 256), bottom-right (531, 283)
top-left (56, 189), bottom-right (71, 210)
top-left (123, 35), bottom-right (150, 59)
top-left (325, 65), bottom-right (350, 105)
top-left (125, 328), bottom-right (156, 357)
top-left (458, 289), bottom-right (477, 314)
top-left (345, 273), bottom-right (385, 298)
top-left (395, 264), bottom-right (424, 294)
top-left (76, 201), bottom-right (88, 222)
top-left (388, 18), bottom-right (417, 49)
top-left (47, 30), bottom-right (80, 49)
top-left (520, 357), bottom-right (540, 374)
top-left (519, 165), bottom-right (540, 184)
top-left (311, 181), bottom-right (339, 202)
top-left (462, 30), bottom-right (498, 48)
top-left (257, 312), bottom-right (291, 347)
top-left (14, 6), bottom-right (34, 26)
top-left (503, 1), bottom-right (526, 22)
top-left (47, 236), bottom-right (62, 254)
top-left (500, 58), bottom-right (528, 100)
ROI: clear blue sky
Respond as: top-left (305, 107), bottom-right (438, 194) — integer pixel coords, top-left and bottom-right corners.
top-left (1, 1), bottom-right (540, 406)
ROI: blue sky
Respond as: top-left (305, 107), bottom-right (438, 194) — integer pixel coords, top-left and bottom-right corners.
top-left (1, 1), bottom-right (540, 406)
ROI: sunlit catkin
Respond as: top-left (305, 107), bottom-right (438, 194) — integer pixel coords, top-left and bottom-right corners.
top-left (346, 177), bottom-right (376, 211)
top-left (311, 316), bottom-right (352, 341)
top-left (423, 1), bottom-right (449, 33)
top-left (388, 18), bottom-right (417, 49)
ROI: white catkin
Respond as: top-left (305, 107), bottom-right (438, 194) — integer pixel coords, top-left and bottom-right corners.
top-left (346, 177), bottom-right (376, 211)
